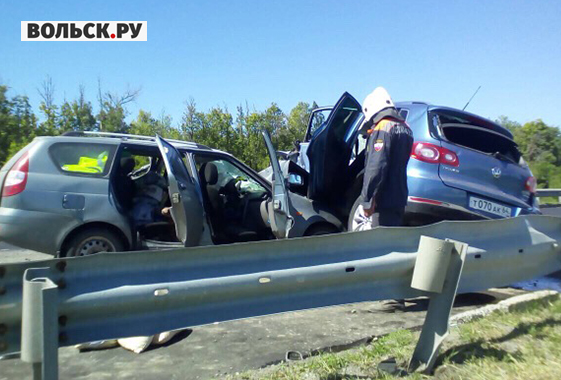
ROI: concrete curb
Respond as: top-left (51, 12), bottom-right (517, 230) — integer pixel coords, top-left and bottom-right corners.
top-left (450, 290), bottom-right (560, 326)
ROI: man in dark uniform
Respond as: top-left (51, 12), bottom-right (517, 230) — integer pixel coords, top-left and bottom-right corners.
top-left (359, 87), bottom-right (414, 227)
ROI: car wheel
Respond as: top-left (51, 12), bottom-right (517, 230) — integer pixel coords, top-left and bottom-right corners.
top-left (64, 228), bottom-right (125, 257)
top-left (347, 196), bottom-right (379, 232)
top-left (305, 224), bottom-right (339, 236)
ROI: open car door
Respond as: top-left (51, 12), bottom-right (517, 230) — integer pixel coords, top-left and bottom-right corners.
top-left (262, 130), bottom-right (294, 239)
top-left (155, 135), bottom-right (204, 246)
top-left (306, 92), bottom-right (362, 202)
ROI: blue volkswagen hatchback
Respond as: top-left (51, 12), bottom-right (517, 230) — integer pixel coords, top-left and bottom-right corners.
top-left (282, 92), bottom-right (540, 230)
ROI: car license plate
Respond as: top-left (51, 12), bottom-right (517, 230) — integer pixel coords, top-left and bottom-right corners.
top-left (469, 196), bottom-right (512, 217)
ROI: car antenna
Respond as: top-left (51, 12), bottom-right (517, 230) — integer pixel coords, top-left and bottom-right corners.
top-left (462, 85), bottom-right (481, 111)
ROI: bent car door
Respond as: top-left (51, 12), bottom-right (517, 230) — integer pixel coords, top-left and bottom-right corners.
top-left (306, 92), bottom-right (362, 202)
top-left (156, 135), bottom-right (204, 246)
top-left (262, 130), bottom-right (294, 239)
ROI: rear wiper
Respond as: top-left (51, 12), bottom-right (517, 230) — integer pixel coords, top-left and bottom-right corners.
top-left (491, 151), bottom-right (516, 164)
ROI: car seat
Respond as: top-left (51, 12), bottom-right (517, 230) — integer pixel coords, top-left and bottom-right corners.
top-left (114, 157), bottom-right (136, 210)
top-left (200, 162), bottom-right (259, 243)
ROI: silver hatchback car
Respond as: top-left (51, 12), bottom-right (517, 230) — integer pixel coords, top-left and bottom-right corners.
top-left (0, 132), bottom-right (342, 256)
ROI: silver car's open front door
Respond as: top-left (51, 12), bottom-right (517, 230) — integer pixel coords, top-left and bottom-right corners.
top-left (156, 135), bottom-right (204, 246)
top-left (262, 130), bottom-right (294, 239)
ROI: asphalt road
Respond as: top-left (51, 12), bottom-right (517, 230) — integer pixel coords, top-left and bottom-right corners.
top-left (0, 242), bottom-right (50, 263)
top-left (540, 204), bottom-right (561, 217)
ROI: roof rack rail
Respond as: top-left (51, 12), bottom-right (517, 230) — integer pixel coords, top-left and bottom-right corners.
top-left (61, 131), bottom-right (210, 150)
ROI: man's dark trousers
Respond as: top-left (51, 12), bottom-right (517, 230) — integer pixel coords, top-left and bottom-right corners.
top-left (374, 208), bottom-right (405, 227)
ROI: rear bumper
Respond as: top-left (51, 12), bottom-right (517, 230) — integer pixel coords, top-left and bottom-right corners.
top-left (405, 197), bottom-right (541, 226)
top-left (0, 207), bottom-right (72, 255)
top-left (405, 199), bottom-right (484, 225)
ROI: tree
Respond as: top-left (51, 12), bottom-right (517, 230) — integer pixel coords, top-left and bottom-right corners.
top-left (284, 101), bottom-right (311, 148)
top-left (179, 98), bottom-right (201, 141)
top-left (514, 119), bottom-right (561, 165)
top-left (37, 76), bottom-right (59, 135)
top-left (6, 95), bottom-right (38, 159)
top-left (96, 79), bottom-right (140, 133)
top-left (498, 116), bottom-right (561, 188)
top-left (496, 115), bottom-right (521, 133)
top-left (130, 109), bottom-right (180, 139)
top-left (59, 85), bottom-right (97, 132)
top-left (0, 85), bottom-right (39, 166)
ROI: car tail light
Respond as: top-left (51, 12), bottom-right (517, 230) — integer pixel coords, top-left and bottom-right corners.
top-left (411, 142), bottom-right (440, 164)
top-left (439, 147), bottom-right (459, 167)
top-left (2, 153), bottom-right (29, 197)
top-left (411, 142), bottom-right (459, 167)
top-left (525, 176), bottom-right (537, 194)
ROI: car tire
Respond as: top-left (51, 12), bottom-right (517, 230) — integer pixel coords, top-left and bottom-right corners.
top-left (63, 227), bottom-right (125, 257)
top-left (305, 224), bottom-right (339, 236)
top-left (347, 196), bottom-right (379, 232)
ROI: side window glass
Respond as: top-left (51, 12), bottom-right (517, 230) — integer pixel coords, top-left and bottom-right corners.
top-left (398, 108), bottom-right (409, 120)
top-left (330, 99), bottom-right (362, 143)
top-left (195, 156), bottom-right (267, 195)
top-left (307, 109), bottom-right (332, 141)
top-left (349, 135), bottom-right (368, 165)
top-left (50, 143), bottom-right (116, 176)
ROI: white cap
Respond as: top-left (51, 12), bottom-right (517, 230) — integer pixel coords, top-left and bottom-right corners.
top-left (362, 87), bottom-right (395, 122)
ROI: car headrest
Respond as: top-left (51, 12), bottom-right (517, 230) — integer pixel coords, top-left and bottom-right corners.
top-left (120, 157), bottom-right (136, 174)
top-left (204, 163), bottom-right (219, 185)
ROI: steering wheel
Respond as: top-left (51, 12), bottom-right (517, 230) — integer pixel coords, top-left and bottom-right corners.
top-left (220, 177), bottom-right (240, 197)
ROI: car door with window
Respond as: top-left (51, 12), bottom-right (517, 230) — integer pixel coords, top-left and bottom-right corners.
top-left (155, 136), bottom-right (205, 246)
top-left (262, 130), bottom-right (294, 239)
top-left (306, 92), bottom-right (363, 202)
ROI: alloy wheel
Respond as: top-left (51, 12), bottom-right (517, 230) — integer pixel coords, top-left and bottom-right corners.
top-left (351, 204), bottom-right (374, 231)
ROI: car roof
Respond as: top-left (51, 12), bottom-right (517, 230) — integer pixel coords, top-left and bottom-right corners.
top-left (394, 102), bottom-right (513, 139)
top-left (35, 132), bottom-right (232, 156)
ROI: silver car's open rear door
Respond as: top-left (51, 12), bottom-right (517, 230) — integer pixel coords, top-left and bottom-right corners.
top-left (156, 135), bottom-right (204, 246)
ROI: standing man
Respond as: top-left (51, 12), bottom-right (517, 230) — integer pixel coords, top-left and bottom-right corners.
top-left (359, 87), bottom-right (413, 227)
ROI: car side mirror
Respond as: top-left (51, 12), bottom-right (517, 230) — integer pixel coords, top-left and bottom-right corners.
top-left (288, 173), bottom-right (303, 186)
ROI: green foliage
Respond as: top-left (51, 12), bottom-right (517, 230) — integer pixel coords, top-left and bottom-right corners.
top-left (59, 94), bottom-right (97, 132)
top-left (5, 78), bottom-right (561, 185)
top-left (0, 81), bottom-right (317, 170)
top-left (497, 116), bottom-right (561, 189)
top-left (0, 87), bottom-right (38, 165)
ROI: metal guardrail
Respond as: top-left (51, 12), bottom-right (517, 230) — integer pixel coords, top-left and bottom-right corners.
top-left (1, 215), bottom-right (560, 378)
top-left (537, 188), bottom-right (561, 203)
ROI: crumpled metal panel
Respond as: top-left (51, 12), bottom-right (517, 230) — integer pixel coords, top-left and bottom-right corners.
top-left (1, 215), bottom-right (560, 357)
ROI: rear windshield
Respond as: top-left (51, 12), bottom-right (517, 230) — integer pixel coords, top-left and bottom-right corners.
top-left (50, 143), bottom-right (116, 176)
top-left (433, 112), bottom-right (522, 165)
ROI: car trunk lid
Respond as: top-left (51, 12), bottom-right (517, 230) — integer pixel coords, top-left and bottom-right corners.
top-left (431, 110), bottom-right (532, 211)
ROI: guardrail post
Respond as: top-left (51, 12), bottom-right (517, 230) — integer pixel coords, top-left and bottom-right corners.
top-left (408, 237), bottom-right (468, 373)
top-left (21, 268), bottom-right (59, 380)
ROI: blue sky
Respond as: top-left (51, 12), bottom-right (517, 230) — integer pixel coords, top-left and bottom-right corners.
top-left (1, 0), bottom-right (560, 126)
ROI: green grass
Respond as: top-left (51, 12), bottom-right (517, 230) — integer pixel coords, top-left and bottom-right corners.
top-left (223, 297), bottom-right (561, 380)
